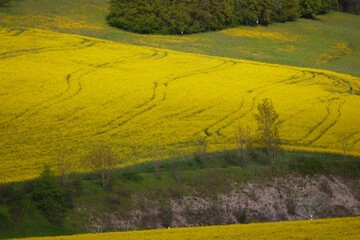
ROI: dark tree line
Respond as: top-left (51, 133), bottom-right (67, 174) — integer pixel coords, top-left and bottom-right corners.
top-left (107, 0), bottom-right (342, 34)
top-left (339, 0), bottom-right (360, 14)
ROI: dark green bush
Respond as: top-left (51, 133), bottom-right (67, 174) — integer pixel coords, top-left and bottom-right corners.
top-left (298, 158), bottom-right (325, 175)
top-left (0, 185), bottom-right (20, 205)
top-left (121, 171), bottom-right (144, 182)
top-left (223, 152), bottom-right (239, 166)
top-left (31, 166), bottom-right (72, 225)
top-left (0, 205), bottom-right (11, 231)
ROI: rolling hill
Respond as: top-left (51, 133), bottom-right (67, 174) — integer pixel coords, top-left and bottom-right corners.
top-left (0, 1), bottom-right (359, 239)
top-left (0, 0), bottom-right (359, 77)
top-left (0, 27), bottom-right (359, 183)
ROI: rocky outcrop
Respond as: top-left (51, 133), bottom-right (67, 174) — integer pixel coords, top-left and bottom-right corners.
top-left (79, 174), bottom-right (360, 232)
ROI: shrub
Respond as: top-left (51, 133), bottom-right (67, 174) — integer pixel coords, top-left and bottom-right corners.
top-left (121, 171), bottom-right (144, 182)
top-left (223, 152), bottom-right (239, 166)
top-left (0, 185), bottom-right (21, 205)
top-left (236, 209), bottom-right (249, 224)
top-left (298, 158), bottom-right (325, 175)
top-left (0, 205), bottom-right (11, 231)
top-left (31, 166), bottom-right (72, 225)
top-left (159, 201), bottom-right (173, 228)
top-left (105, 193), bottom-right (121, 210)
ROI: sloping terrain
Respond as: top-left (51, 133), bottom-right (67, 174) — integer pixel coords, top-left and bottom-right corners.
top-left (0, 0), bottom-right (359, 76)
top-left (0, 28), bottom-right (359, 183)
top-left (12, 217), bottom-right (360, 240)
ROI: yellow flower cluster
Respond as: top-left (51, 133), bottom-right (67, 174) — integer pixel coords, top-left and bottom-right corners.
top-left (1, 15), bottom-right (104, 31)
top-left (222, 27), bottom-right (301, 42)
top-left (0, 28), bottom-right (359, 183)
top-left (317, 42), bottom-right (354, 64)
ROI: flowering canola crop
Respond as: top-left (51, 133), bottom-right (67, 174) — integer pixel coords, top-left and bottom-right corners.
top-left (1, 28), bottom-right (360, 183)
top-left (12, 217), bottom-right (360, 240)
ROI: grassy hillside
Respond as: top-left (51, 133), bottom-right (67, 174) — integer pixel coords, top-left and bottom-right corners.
top-left (0, 27), bottom-right (359, 183)
top-left (11, 217), bottom-right (360, 240)
top-left (0, 0), bottom-right (359, 76)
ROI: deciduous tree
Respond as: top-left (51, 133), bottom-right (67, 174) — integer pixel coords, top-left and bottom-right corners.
top-left (253, 98), bottom-right (280, 171)
top-left (235, 125), bottom-right (252, 168)
top-left (86, 145), bottom-right (117, 189)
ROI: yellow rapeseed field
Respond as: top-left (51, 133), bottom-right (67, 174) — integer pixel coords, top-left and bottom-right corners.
top-left (12, 217), bottom-right (360, 240)
top-left (1, 27), bottom-right (360, 183)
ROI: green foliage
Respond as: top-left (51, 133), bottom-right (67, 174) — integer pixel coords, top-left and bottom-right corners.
top-left (0, 205), bottom-right (10, 231)
top-left (339, 0), bottom-right (360, 14)
top-left (121, 171), bottom-right (144, 182)
top-left (85, 145), bottom-right (117, 189)
top-left (159, 200), bottom-right (173, 228)
top-left (300, 0), bottom-right (339, 18)
top-left (297, 157), bottom-right (325, 175)
top-left (253, 98), bottom-right (280, 171)
top-left (236, 209), bottom-right (249, 223)
top-left (0, 150), bottom-right (358, 238)
top-left (108, 0), bottom-right (339, 34)
top-left (31, 165), bottom-right (72, 225)
top-left (0, 0), bottom-right (11, 7)
top-left (0, 184), bottom-right (26, 230)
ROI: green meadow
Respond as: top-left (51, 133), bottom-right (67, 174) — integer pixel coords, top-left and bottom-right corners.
top-left (0, 0), bottom-right (359, 76)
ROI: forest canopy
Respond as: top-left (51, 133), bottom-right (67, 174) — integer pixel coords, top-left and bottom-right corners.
top-left (107, 0), bottom-right (344, 34)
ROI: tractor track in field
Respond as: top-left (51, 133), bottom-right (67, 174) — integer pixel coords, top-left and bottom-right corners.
top-left (310, 71), bottom-right (354, 94)
top-left (297, 99), bottom-right (343, 146)
top-left (331, 132), bottom-right (360, 148)
top-left (307, 101), bottom-right (343, 146)
top-left (215, 98), bottom-right (256, 136)
top-left (179, 107), bottom-right (215, 119)
top-left (284, 71), bottom-right (316, 85)
top-left (193, 67), bottom-right (351, 142)
top-left (0, 37), bottom-right (97, 61)
top-left (0, 71), bottom-right (77, 125)
top-left (0, 50), bottom-right (164, 125)
top-left (54, 106), bottom-right (85, 122)
top-left (4, 28), bottom-right (26, 36)
top-left (167, 60), bottom-right (237, 85)
top-left (344, 132), bottom-right (360, 145)
top-left (202, 100), bottom-right (245, 138)
top-left (285, 70), bottom-right (356, 96)
top-left (3, 69), bottom-right (85, 124)
top-left (165, 108), bottom-right (200, 120)
top-left (94, 81), bottom-right (167, 136)
top-left (197, 68), bottom-right (310, 140)
top-left (193, 64), bottom-right (355, 144)
top-left (197, 92), bottom-right (262, 140)
top-left (150, 106), bottom-right (218, 132)
top-left (133, 106), bottom-right (215, 131)
top-left (353, 137), bottom-right (360, 145)
top-left (93, 59), bottom-right (238, 136)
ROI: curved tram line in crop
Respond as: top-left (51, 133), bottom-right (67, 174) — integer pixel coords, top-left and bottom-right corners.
top-left (0, 27), bottom-right (359, 182)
